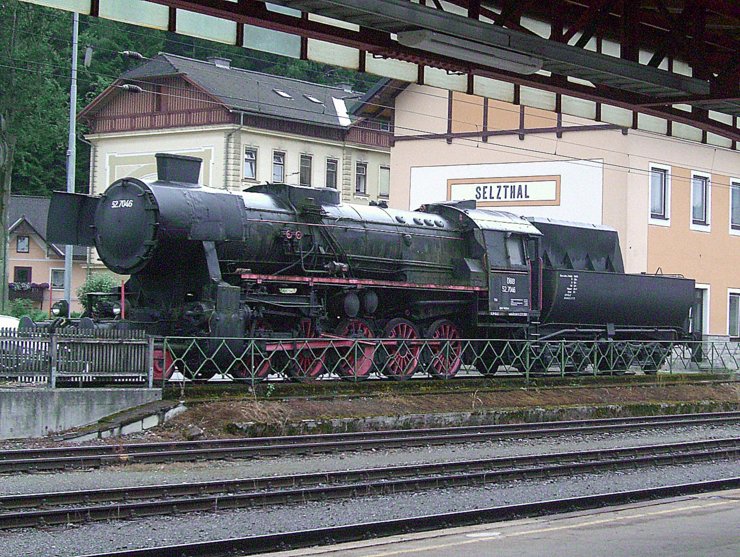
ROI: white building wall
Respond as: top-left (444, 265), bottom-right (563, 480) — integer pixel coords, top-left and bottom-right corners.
top-left (238, 127), bottom-right (389, 204)
top-left (89, 126), bottom-right (228, 195)
top-left (87, 126), bottom-right (389, 203)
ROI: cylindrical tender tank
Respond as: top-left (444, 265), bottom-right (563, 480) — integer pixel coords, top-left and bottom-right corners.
top-left (540, 269), bottom-right (695, 329)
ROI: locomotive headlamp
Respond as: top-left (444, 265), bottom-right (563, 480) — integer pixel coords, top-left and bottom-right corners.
top-left (51, 300), bottom-right (69, 317)
top-left (111, 302), bottom-right (122, 316)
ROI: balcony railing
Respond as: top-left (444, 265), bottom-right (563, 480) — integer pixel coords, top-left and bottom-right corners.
top-left (8, 283), bottom-right (48, 303)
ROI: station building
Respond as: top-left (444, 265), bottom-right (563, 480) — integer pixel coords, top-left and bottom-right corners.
top-left (388, 84), bottom-right (740, 339)
top-left (79, 53), bottom-right (390, 205)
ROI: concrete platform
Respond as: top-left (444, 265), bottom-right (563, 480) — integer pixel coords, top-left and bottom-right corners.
top-left (0, 388), bottom-right (162, 440)
top-left (271, 489), bottom-right (740, 557)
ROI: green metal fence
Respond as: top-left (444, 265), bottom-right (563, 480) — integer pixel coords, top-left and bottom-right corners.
top-left (158, 336), bottom-right (740, 385)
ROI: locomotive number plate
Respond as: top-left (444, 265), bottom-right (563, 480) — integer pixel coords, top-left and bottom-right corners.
top-left (490, 272), bottom-right (530, 313)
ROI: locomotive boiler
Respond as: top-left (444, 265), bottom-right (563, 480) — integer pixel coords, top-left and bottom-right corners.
top-left (47, 153), bottom-right (695, 379)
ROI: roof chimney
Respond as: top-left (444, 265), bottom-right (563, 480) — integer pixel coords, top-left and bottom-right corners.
top-left (207, 56), bottom-right (231, 69)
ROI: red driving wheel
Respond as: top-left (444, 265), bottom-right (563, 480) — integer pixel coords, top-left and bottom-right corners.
top-left (152, 347), bottom-right (175, 381)
top-left (378, 318), bottom-right (421, 380)
top-left (333, 318), bottom-right (375, 380)
top-left (286, 319), bottom-right (326, 381)
top-left (424, 319), bottom-right (463, 378)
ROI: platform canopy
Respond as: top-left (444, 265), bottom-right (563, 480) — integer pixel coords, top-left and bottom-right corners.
top-left (24, 0), bottom-right (740, 146)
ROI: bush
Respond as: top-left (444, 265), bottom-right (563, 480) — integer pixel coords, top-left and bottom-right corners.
top-left (8, 299), bottom-right (47, 322)
top-left (76, 273), bottom-right (120, 314)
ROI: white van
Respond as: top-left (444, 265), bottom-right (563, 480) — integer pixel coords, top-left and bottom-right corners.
top-left (0, 315), bottom-right (20, 330)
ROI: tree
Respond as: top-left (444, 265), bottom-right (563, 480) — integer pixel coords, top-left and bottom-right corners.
top-left (76, 272), bottom-right (118, 314)
top-left (0, 1), bottom-right (71, 196)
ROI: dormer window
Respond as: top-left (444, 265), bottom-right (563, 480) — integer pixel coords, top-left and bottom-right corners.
top-left (273, 89), bottom-right (292, 99)
top-left (16, 235), bottom-right (29, 253)
top-left (304, 94), bottom-right (322, 104)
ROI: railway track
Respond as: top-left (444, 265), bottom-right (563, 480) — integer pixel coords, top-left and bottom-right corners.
top-left (1, 438), bottom-right (737, 530)
top-left (72, 478), bottom-right (740, 557)
top-left (1, 411), bottom-right (738, 474)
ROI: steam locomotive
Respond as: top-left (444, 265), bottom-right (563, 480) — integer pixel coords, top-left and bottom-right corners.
top-left (47, 153), bottom-right (694, 379)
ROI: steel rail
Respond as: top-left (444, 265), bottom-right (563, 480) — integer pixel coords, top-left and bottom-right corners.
top-left (72, 478), bottom-right (740, 557)
top-left (1, 411), bottom-right (738, 475)
top-left (1, 438), bottom-right (737, 530)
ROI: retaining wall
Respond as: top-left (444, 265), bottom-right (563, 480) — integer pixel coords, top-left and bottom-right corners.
top-left (0, 388), bottom-right (161, 440)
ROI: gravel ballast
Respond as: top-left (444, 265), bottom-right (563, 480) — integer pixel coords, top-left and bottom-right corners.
top-left (1, 422), bottom-right (739, 557)
top-left (1, 423), bottom-right (738, 496)
top-left (2, 460), bottom-right (737, 557)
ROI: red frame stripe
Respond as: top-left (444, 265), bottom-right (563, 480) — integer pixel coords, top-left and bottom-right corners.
top-left (240, 272), bottom-right (484, 292)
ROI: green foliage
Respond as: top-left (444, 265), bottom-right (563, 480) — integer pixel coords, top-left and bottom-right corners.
top-left (76, 272), bottom-right (118, 313)
top-left (8, 298), bottom-right (46, 321)
top-left (0, 0), bottom-right (377, 198)
top-left (0, 1), bottom-right (70, 195)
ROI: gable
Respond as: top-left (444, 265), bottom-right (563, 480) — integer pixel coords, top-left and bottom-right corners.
top-left (83, 76), bottom-right (233, 134)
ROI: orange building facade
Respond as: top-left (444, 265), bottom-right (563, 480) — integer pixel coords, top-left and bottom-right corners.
top-left (390, 86), bottom-right (739, 338)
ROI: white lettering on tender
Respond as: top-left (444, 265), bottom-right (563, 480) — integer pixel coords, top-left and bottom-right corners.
top-left (560, 273), bottom-right (579, 301)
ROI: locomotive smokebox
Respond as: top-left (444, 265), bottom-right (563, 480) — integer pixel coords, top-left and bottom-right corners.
top-left (95, 178), bottom-right (160, 274)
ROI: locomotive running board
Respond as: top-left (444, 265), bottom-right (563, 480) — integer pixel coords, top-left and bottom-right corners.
top-left (240, 272), bottom-right (484, 292)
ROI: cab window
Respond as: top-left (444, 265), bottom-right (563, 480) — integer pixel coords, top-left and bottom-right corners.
top-left (484, 231), bottom-right (527, 269)
top-left (505, 234), bottom-right (526, 267)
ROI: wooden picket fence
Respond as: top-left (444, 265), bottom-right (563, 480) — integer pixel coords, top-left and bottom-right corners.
top-left (0, 327), bottom-right (153, 387)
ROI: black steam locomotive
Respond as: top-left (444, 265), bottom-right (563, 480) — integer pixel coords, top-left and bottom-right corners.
top-left (47, 153), bottom-right (694, 379)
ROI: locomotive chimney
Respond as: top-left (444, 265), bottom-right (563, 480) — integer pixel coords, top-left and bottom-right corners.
top-left (155, 153), bottom-right (202, 185)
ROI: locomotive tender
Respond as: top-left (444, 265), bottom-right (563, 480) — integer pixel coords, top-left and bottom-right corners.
top-left (47, 153), bottom-right (694, 379)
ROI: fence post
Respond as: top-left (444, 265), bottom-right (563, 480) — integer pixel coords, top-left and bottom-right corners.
top-left (49, 333), bottom-right (57, 388)
top-left (559, 341), bottom-right (565, 377)
top-left (147, 336), bottom-right (154, 389)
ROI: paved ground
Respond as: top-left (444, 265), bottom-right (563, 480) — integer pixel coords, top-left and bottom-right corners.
top-left (269, 489), bottom-right (740, 557)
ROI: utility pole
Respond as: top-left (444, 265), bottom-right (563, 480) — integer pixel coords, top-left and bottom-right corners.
top-left (0, 5), bottom-right (19, 315)
top-left (63, 12), bottom-right (79, 316)
top-left (0, 115), bottom-right (13, 314)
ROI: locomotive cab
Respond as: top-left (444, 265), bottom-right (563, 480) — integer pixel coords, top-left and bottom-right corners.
top-left (424, 202), bottom-right (542, 327)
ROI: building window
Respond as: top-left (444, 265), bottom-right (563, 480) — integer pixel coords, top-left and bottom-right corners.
top-left (13, 267), bottom-right (31, 283)
top-left (649, 166), bottom-right (669, 220)
top-left (690, 286), bottom-right (709, 335)
top-left (299, 154), bottom-right (312, 187)
top-left (729, 292), bottom-right (740, 338)
top-left (244, 148), bottom-right (257, 180)
top-left (16, 235), bottom-right (29, 253)
top-left (355, 162), bottom-right (367, 195)
top-left (51, 269), bottom-right (65, 290)
top-left (731, 180), bottom-right (740, 232)
top-left (326, 158), bottom-right (338, 189)
top-left (379, 166), bottom-right (390, 198)
top-left (691, 172), bottom-right (710, 228)
top-left (272, 151), bottom-right (285, 183)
